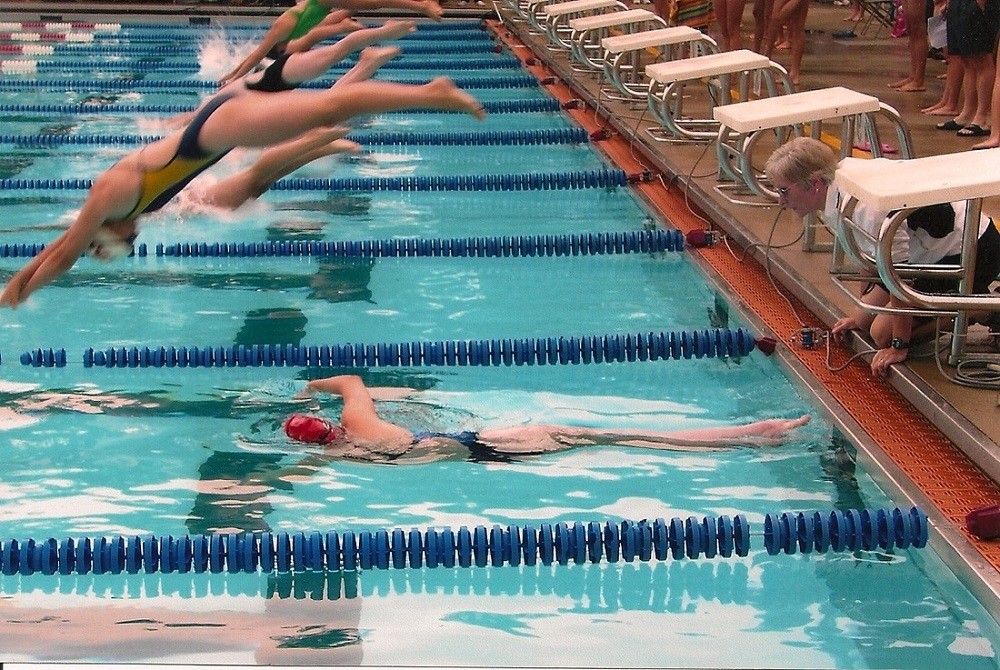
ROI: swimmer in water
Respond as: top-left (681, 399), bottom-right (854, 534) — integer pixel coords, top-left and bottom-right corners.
top-left (189, 125), bottom-right (361, 211)
top-left (219, 0), bottom-right (444, 85)
top-left (170, 21), bottom-right (415, 129)
top-left (0, 77), bottom-right (485, 309)
top-left (135, 46), bottom-right (405, 219)
top-left (282, 374), bottom-right (812, 463)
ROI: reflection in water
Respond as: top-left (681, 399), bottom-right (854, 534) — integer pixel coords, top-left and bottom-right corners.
top-left (234, 308), bottom-right (308, 348)
top-left (821, 430), bottom-right (866, 511)
top-left (0, 552), bottom-right (995, 666)
top-left (273, 624), bottom-right (361, 649)
top-left (0, 569), bottom-right (364, 663)
top-left (185, 452), bottom-right (285, 535)
top-left (308, 259), bottom-right (375, 303)
top-left (270, 193), bottom-right (372, 219)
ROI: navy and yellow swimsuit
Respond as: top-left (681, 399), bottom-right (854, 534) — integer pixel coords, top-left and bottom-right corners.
top-left (122, 93), bottom-right (236, 220)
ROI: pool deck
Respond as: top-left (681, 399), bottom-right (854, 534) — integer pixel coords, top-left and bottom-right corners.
top-left (7, 0), bottom-right (1000, 609)
top-left (481, 0), bottom-right (1000, 605)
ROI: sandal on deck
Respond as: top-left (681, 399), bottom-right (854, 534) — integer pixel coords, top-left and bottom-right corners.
top-left (936, 119), bottom-right (964, 130)
top-left (957, 123), bottom-right (991, 137)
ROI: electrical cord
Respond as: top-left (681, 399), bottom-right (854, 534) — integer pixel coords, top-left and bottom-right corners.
top-left (931, 318), bottom-right (1000, 389)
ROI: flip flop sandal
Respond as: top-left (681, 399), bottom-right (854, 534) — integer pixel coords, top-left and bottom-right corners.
top-left (958, 124), bottom-right (991, 137)
top-left (854, 141), bottom-right (898, 154)
top-left (936, 119), bottom-right (964, 130)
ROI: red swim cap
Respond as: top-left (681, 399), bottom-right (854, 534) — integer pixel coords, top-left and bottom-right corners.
top-left (283, 414), bottom-right (345, 444)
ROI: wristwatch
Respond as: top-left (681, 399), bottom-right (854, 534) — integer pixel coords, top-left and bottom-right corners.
top-left (889, 338), bottom-right (910, 350)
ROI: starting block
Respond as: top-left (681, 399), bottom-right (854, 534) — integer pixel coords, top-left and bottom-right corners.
top-left (542, 0), bottom-right (628, 50)
top-left (713, 86), bottom-right (913, 248)
top-left (832, 150), bottom-right (1000, 364)
top-left (601, 26), bottom-right (717, 102)
top-left (568, 9), bottom-right (668, 73)
top-left (645, 49), bottom-right (792, 142)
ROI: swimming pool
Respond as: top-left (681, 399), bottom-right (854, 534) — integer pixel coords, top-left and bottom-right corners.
top-left (1, 11), bottom-right (999, 667)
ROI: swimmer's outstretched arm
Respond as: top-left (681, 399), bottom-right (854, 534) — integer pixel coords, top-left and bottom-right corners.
top-left (0, 173), bottom-right (136, 308)
top-left (219, 10), bottom-right (302, 85)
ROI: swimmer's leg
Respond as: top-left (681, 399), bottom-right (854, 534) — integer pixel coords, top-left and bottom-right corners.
top-left (201, 78), bottom-right (485, 151)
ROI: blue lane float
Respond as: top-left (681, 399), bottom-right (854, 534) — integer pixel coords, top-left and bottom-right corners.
top-left (13, 42), bottom-right (501, 56)
top-left (0, 508), bottom-right (929, 576)
top-left (0, 168), bottom-right (628, 194)
top-left (20, 56), bottom-right (522, 72)
top-left (16, 327), bottom-right (758, 369)
top-left (0, 98), bottom-right (561, 116)
top-left (0, 74), bottom-right (541, 92)
top-left (155, 229), bottom-right (683, 259)
top-left (0, 27), bottom-right (490, 44)
top-left (0, 229), bottom-right (683, 261)
top-left (70, 26), bottom-right (491, 40)
top-left (1, 127), bottom-right (587, 147)
top-left (114, 21), bottom-right (488, 33)
top-left (9, 42), bottom-right (498, 56)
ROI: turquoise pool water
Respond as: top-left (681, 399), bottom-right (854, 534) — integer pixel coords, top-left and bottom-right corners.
top-left (0, 14), bottom-right (999, 667)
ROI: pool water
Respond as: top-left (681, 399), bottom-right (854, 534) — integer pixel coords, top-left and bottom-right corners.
top-left (0, 15), bottom-right (999, 668)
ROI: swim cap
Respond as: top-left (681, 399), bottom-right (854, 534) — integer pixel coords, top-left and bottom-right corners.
top-left (86, 227), bottom-right (135, 262)
top-left (283, 413), bottom-right (345, 444)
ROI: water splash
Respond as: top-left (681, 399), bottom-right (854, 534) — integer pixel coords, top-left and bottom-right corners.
top-left (197, 27), bottom-right (257, 82)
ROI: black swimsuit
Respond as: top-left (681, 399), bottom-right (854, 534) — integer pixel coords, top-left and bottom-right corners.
top-left (244, 54), bottom-right (297, 93)
top-left (412, 430), bottom-right (516, 463)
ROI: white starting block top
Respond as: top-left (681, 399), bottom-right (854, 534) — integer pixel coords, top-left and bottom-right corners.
top-left (645, 49), bottom-right (770, 84)
top-left (713, 86), bottom-right (879, 133)
top-left (569, 8), bottom-right (655, 30)
top-left (835, 149), bottom-right (1000, 212)
top-left (601, 25), bottom-right (705, 53)
top-left (544, 0), bottom-right (617, 17)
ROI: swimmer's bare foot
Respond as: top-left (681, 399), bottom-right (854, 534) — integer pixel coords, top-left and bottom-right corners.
top-left (971, 138), bottom-right (1000, 149)
top-left (426, 76), bottom-right (487, 119)
top-left (888, 77), bottom-right (911, 89)
top-left (897, 82), bottom-right (926, 92)
top-left (358, 45), bottom-right (402, 70)
top-left (750, 414), bottom-right (811, 440)
top-left (923, 106), bottom-right (961, 115)
top-left (325, 138), bottom-right (363, 155)
top-left (378, 18), bottom-right (418, 39)
top-left (308, 126), bottom-right (353, 144)
top-left (334, 18), bottom-right (365, 33)
top-left (327, 9), bottom-right (354, 24)
top-left (423, 0), bottom-right (445, 20)
top-left (331, 46), bottom-right (401, 87)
